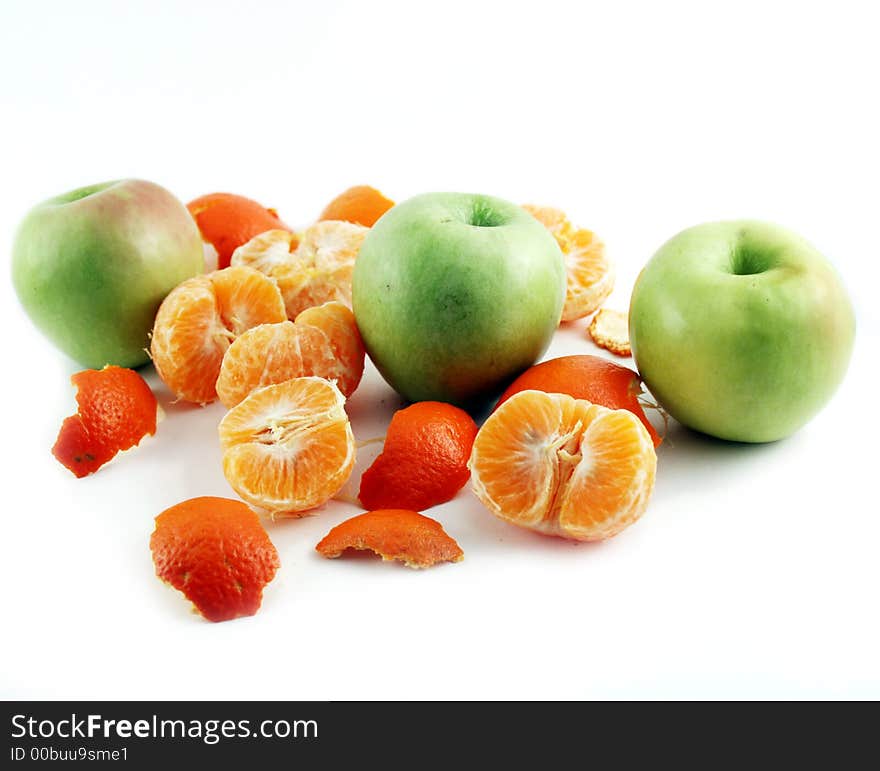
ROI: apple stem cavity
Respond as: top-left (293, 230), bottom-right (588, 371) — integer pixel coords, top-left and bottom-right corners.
top-left (50, 181), bottom-right (115, 206)
top-left (468, 198), bottom-right (506, 228)
top-left (729, 243), bottom-right (777, 275)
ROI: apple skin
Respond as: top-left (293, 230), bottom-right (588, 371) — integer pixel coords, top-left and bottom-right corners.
top-left (629, 220), bottom-right (855, 443)
top-left (352, 192), bottom-right (566, 407)
top-left (12, 179), bottom-right (204, 368)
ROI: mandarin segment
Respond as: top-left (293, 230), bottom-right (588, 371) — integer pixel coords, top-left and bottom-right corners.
top-left (558, 409), bottom-right (656, 540)
top-left (315, 509), bottom-right (463, 569)
top-left (276, 220), bottom-right (367, 318)
top-left (150, 265), bottom-right (286, 404)
top-left (232, 221), bottom-right (368, 319)
top-left (216, 322), bottom-right (330, 409)
top-left (52, 366), bottom-right (158, 478)
top-left (319, 185), bottom-right (395, 227)
top-left (231, 229), bottom-right (297, 276)
top-left (187, 192), bottom-right (294, 270)
top-left (469, 390), bottom-right (657, 541)
top-left (523, 204), bottom-right (614, 322)
top-left (358, 401), bottom-right (478, 511)
top-left (294, 301), bottom-right (365, 398)
top-left (495, 354), bottom-right (662, 447)
top-left (216, 302), bottom-right (364, 408)
top-left (150, 496), bottom-right (280, 622)
top-left (588, 308), bottom-right (631, 356)
top-left (218, 377), bottom-right (356, 516)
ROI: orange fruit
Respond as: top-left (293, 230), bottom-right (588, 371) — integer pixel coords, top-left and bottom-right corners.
top-left (150, 496), bottom-right (280, 622)
top-left (187, 192), bottom-right (294, 270)
top-left (316, 509), bottom-right (463, 569)
top-left (218, 377), bottom-right (355, 516)
top-left (294, 301), bottom-right (365, 396)
top-left (359, 402), bottom-right (478, 511)
top-left (231, 222), bottom-right (367, 319)
top-left (216, 301), bottom-right (365, 408)
top-left (588, 308), bottom-right (631, 356)
top-left (523, 204), bottom-right (614, 322)
top-left (150, 265), bottom-right (287, 404)
top-left (496, 354), bottom-right (662, 447)
top-left (319, 185), bottom-right (395, 227)
top-left (469, 390), bottom-right (657, 541)
top-left (52, 366), bottom-right (158, 478)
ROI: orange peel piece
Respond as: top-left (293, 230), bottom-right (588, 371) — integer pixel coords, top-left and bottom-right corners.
top-left (52, 366), bottom-right (158, 477)
top-left (150, 496), bottom-right (280, 622)
top-left (588, 308), bottom-right (631, 356)
top-left (315, 509), bottom-right (464, 569)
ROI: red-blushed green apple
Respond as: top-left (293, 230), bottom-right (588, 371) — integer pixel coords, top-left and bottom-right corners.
top-left (12, 179), bottom-right (204, 368)
top-left (352, 192), bottom-right (566, 408)
top-left (629, 220), bottom-right (855, 442)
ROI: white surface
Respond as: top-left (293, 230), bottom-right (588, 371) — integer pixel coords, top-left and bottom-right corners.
top-left (1, 0), bottom-right (878, 700)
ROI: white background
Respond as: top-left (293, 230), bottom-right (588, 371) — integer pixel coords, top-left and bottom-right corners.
top-left (1, 0), bottom-right (878, 699)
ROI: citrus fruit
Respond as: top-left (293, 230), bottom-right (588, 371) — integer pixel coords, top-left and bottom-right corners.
top-left (469, 390), bottom-right (657, 541)
top-left (52, 365), bottom-right (158, 478)
top-left (319, 185), bottom-right (395, 227)
top-left (495, 354), bottom-right (662, 447)
top-left (588, 308), bottom-right (631, 356)
top-left (523, 204), bottom-right (614, 322)
top-left (150, 265), bottom-right (287, 404)
top-left (231, 221), bottom-right (367, 319)
top-left (216, 301), bottom-right (365, 408)
top-left (294, 301), bottom-right (365, 396)
top-left (187, 192), bottom-right (294, 270)
top-left (359, 401), bottom-right (478, 511)
top-left (218, 377), bottom-right (355, 516)
top-left (150, 496), bottom-right (280, 622)
top-left (316, 509), bottom-right (463, 569)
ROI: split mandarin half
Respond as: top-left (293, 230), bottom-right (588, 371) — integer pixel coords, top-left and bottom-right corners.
top-left (150, 265), bottom-right (287, 404)
top-left (495, 354), bottom-right (662, 447)
top-left (216, 301), bottom-right (365, 409)
top-left (52, 366), bottom-right (158, 478)
top-left (150, 496), bottom-right (280, 623)
top-left (231, 221), bottom-right (367, 319)
top-left (469, 390), bottom-right (657, 541)
top-left (187, 192), bottom-right (294, 270)
top-left (359, 401), bottom-right (478, 511)
top-left (523, 204), bottom-right (614, 322)
top-left (316, 509), bottom-right (463, 569)
top-left (319, 185), bottom-right (395, 227)
top-left (218, 377), bottom-right (355, 516)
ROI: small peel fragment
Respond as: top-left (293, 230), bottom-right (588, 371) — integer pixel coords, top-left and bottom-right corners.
top-left (588, 308), bottom-right (631, 356)
top-left (316, 509), bottom-right (464, 569)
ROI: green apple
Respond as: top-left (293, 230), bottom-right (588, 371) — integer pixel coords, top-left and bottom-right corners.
top-left (12, 179), bottom-right (204, 368)
top-left (629, 220), bottom-right (855, 442)
top-left (352, 192), bottom-right (565, 407)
